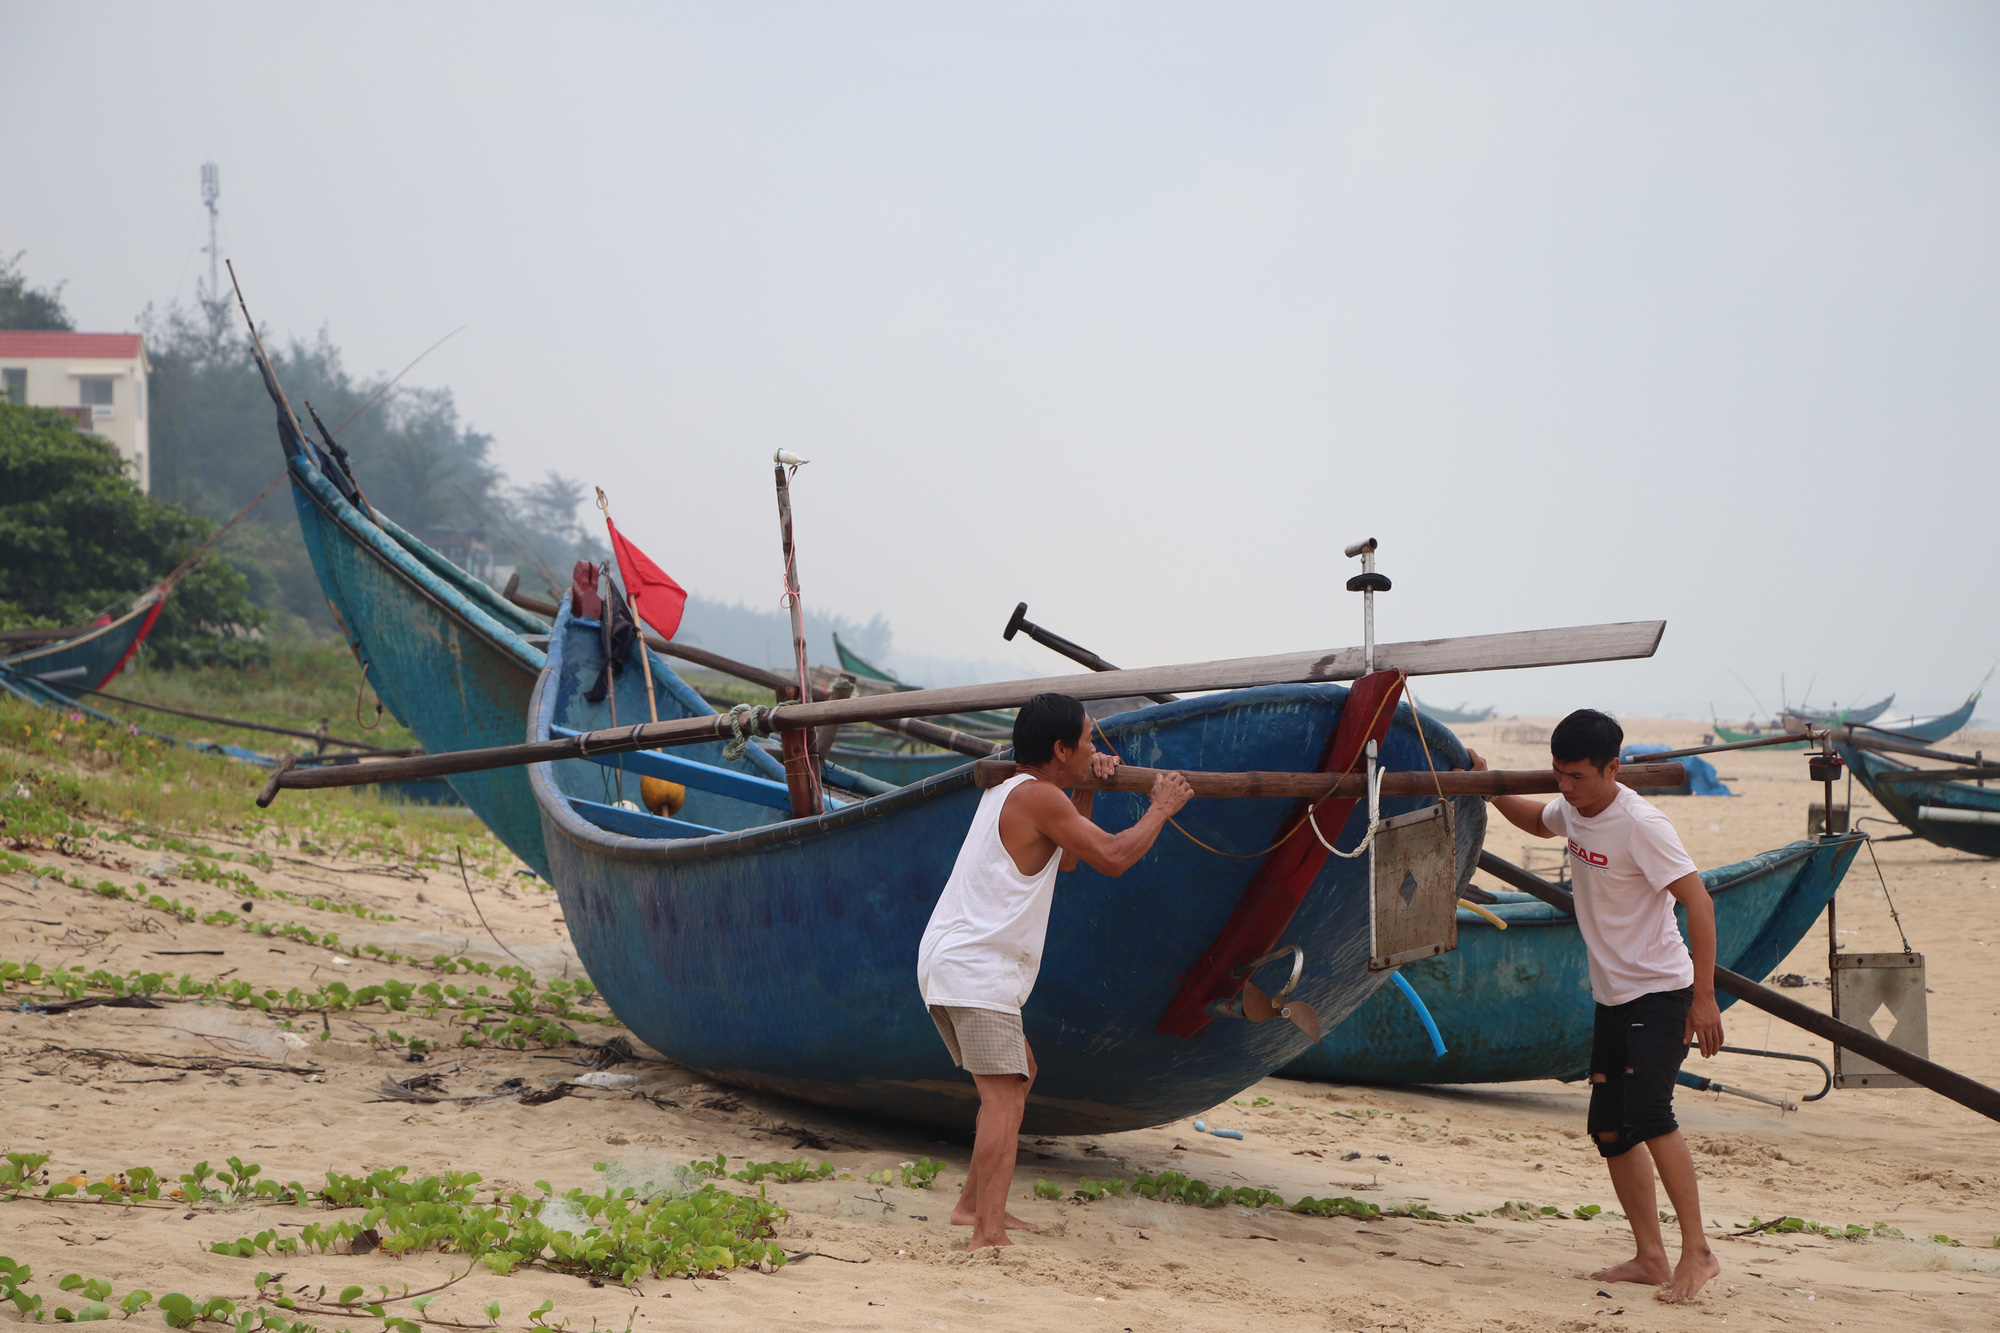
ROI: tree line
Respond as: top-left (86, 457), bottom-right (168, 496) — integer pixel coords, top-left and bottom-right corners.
top-left (0, 251), bottom-right (896, 674)
top-left (1, 252), bottom-right (598, 665)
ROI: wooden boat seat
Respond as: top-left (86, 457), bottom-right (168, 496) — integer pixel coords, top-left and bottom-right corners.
top-left (551, 725), bottom-right (795, 810)
top-left (568, 796), bottom-right (723, 840)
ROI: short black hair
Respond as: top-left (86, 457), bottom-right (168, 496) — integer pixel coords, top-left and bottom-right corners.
top-left (1551, 708), bottom-right (1623, 771)
top-left (1013, 693), bottom-right (1088, 766)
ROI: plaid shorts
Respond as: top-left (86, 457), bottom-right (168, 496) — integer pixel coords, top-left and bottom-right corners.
top-left (928, 1005), bottom-right (1030, 1077)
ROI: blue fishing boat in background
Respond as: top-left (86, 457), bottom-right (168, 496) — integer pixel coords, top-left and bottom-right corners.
top-left (529, 597), bottom-right (1487, 1134)
top-left (824, 741), bottom-right (969, 787)
top-left (1283, 834), bottom-right (1864, 1085)
top-left (1419, 702), bottom-right (1496, 725)
top-left (1839, 743), bottom-right (2000, 860)
top-left (827, 631), bottom-right (1013, 784)
top-left (0, 590), bottom-right (165, 703)
top-left (1849, 688), bottom-right (1984, 745)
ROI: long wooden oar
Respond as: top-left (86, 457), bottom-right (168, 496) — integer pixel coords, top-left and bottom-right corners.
top-left (971, 758), bottom-right (1687, 798)
top-left (256, 619), bottom-right (1664, 804)
top-left (504, 583), bottom-right (998, 760)
top-left (1477, 851), bottom-right (2000, 1124)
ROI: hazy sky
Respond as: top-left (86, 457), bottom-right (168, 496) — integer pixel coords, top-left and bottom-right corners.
top-left (6, 2), bottom-right (1996, 719)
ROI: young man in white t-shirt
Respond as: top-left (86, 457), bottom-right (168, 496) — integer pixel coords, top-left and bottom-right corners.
top-left (1470, 709), bottom-right (1724, 1304)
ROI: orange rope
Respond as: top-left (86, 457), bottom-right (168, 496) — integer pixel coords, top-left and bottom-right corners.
top-left (1092, 678), bottom-right (1407, 859)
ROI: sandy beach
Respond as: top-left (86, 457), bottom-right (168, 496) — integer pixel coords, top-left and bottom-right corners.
top-left (4, 717), bottom-right (1996, 1332)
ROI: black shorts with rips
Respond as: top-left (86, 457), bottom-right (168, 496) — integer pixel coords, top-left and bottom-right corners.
top-left (1587, 986), bottom-right (1692, 1159)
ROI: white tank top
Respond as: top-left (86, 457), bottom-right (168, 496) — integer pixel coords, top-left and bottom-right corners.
top-left (916, 774), bottom-right (1063, 1014)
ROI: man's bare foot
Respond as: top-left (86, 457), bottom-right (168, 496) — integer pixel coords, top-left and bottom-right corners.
top-left (1656, 1249), bottom-right (1720, 1303)
top-left (950, 1208), bottom-right (1036, 1230)
top-left (1589, 1256), bottom-right (1672, 1285)
top-left (966, 1232), bottom-right (1014, 1252)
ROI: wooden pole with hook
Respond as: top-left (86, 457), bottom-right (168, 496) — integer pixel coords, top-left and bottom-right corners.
top-left (773, 451), bottom-right (823, 817)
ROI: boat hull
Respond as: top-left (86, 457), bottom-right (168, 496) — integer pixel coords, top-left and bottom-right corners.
top-left (0, 595), bottom-right (162, 700)
top-left (282, 452), bottom-right (554, 876)
top-left (1854, 695), bottom-right (1980, 745)
top-left (1283, 835), bottom-right (1863, 1084)
top-left (1840, 744), bottom-right (2000, 859)
top-left (531, 607), bottom-right (1487, 1134)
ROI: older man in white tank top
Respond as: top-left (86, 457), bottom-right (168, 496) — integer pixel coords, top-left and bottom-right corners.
top-left (918, 693), bottom-right (1191, 1252)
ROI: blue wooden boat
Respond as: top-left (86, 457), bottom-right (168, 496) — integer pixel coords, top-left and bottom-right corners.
top-left (1421, 702), bottom-right (1496, 725)
top-left (0, 591), bottom-right (165, 701)
top-left (1785, 693), bottom-right (1894, 727)
top-left (1852, 692), bottom-right (1981, 745)
top-left (1281, 835), bottom-right (1862, 1084)
top-left (529, 597), bottom-right (1488, 1133)
top-left (1839, 743), bottom-right (2000, 859)
top-left (257, 363), bottom-right (556, 876)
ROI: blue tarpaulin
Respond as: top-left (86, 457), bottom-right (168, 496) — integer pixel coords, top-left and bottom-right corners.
top-left (1623, 742), bottom-right (1732, 796)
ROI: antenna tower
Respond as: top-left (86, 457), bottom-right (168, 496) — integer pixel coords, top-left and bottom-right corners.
top-left (200, 162), bottom-right (221, 302)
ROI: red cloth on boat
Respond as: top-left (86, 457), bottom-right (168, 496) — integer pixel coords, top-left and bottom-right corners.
top-left (606, 519), bottom-right (687, 640)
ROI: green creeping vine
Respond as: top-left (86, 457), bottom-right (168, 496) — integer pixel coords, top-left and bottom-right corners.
top-left (2, 1258), bottom-right (564, 1332)
top-left (1734, 1215), bottom-right (1972, 1246)
top-left (0, 952), bottom-right (609, 1049)
top-left (2, 1154), bottom-right (306, 1207)
top-left (688, 1156), bottom-right (838, 1187)
top-left (5, 1158), bottom-right (791, 1319)
top-left (858, 1159), bottom-right (943, 1190)
top-left (1035, 1169), bottom-right (1610, 1226)
top-left (4, 1156), bottom-right (792, 1279)
top-left (1134, 1171), bottom-right (1283, 1210)
top-left (206, 1164), bottom-right (786, 1283)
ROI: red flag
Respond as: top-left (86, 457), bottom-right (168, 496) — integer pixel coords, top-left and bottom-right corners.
top-left (605, 518), bottom-right (687, 640)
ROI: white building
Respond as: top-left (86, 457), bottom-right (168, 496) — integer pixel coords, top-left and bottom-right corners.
top-left (0, 331), bottom-right (152, 491)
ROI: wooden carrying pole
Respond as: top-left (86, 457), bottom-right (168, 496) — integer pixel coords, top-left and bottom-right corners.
top-left (1476, 852), bottom-right (2000, 1124)
top-left (970, 759), bottom-right (1688, 799)
top-left (257, 618), bottom-right (1666, 802)
top-left (505, 586), bottom-right (998, 760)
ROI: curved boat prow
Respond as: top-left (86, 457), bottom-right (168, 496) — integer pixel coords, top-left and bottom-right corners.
top-left (0, 588), bottom-right (167, 702)
top-left (253, 344), bottom-right (557, 877)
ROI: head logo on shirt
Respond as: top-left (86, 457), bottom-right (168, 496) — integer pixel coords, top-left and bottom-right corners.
top-left (1568, 838), bottom-right (1609, 868)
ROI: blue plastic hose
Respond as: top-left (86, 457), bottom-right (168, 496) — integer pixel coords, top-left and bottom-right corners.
top-left (1390, 971), bottom-right (1447, 1057)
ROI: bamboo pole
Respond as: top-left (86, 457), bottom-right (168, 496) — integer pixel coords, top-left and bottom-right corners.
top-left (969, 759), bottom-right (1688, 798)
top-left (256, 618), bottom-right (1667, 803)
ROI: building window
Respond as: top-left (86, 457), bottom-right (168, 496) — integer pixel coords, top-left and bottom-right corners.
top-left (135, 377), bottom-right (145, 420)
top-left (79, 377), bottom-right (115, 407)
top-left (2, 369), bottom-right (23, 405)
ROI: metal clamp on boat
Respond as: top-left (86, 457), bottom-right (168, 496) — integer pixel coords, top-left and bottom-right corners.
top-left (1205, 945), bottom-right (1322, 1042)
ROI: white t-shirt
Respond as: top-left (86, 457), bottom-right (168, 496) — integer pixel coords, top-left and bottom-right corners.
top-left (916, 775), bottom-right (1064, 1014)
top-left (1539, 785), bottom-right (1698, 1006)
